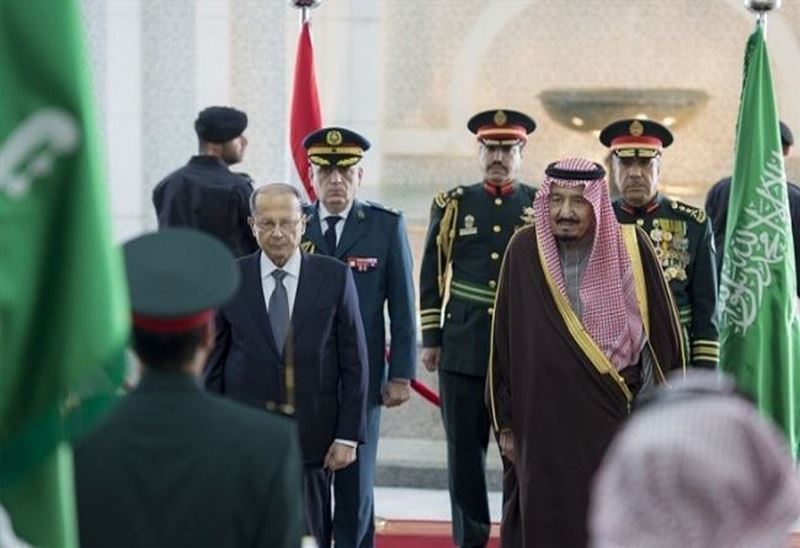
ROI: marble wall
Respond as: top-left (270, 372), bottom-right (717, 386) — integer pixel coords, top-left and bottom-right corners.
top-left (79, 0), bottom-right (800, 238)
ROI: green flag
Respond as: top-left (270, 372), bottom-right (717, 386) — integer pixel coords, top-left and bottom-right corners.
top-left (719, 23), bottom-right (800, 458)
top-left (0, 0), bottom-right (129, 544)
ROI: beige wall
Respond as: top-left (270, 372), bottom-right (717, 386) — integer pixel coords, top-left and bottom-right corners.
top-left (382, 0), bottom-right (800, 221)
top-left (81, 0), bottom-right (800, 237)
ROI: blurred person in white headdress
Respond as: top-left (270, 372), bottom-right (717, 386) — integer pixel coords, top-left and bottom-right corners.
top-left (590, 370), bottom-right (800, 548)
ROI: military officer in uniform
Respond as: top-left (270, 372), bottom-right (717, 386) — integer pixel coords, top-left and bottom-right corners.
top-left (75, 228), bottom-right (304, 547)
top-left (600, 118), bottom-right (719, 368)
top-left (419, 109), bottom-right (537, 547)
top-left (152, 106), bottom-right (258, 257)
top-left (300, 127), bottom-right (417, 548)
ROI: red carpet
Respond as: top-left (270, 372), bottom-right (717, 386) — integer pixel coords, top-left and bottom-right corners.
top-left (374, 520), bottom-right (800, 547)
top-left (375, 519), bottom-right (500, 548)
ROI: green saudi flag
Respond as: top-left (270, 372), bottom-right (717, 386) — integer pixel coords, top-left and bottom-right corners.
top-left (0, 0), bottom-right (129, 545)
top-left (719, 23), bottom-right (800, 458)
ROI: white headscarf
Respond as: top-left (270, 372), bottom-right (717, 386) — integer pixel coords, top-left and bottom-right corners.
top-left (590, 371), bottom-right (800, 548)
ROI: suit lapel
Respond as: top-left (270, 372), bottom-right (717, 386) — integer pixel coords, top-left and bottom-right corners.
top-left (242, 252), bottom-right (280, 357)
top-left (303, 204), bottom-right (329, 255)
top-left (335, 201), bottom-right (369, 260)
top-left (291, 252), bottom-right (325, 339)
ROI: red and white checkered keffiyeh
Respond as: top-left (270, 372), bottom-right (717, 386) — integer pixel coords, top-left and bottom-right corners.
top-left (532, 157), bottom-right (643, 371)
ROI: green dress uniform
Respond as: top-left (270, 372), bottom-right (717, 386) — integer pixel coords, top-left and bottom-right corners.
top-left (613, 193), bottom-right (720, 367)
top-left (420, 180), bottom-right (536, 545)
top-left (75, 228), bottom-right (305, 548)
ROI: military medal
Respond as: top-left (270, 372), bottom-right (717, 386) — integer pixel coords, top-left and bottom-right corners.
top-left (346, 257), bottom-right (378, 272)
top-left (520, 206), bottom-right (535, 225)
top-left (459, 214), bottom-right (478, 236)
top-left (650, 228), bottom-right (663, 242)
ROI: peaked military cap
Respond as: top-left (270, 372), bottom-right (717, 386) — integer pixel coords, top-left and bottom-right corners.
top-left (780, 121), bottom-right (794, 147)
top-left (467, 109), bottom-right (536, 145)
top-left (599, 118), bottom-right (673, 158)
top-left (124, 228), bottom-right (240, 332)
top-left (303, 127), bottom-right (371, 168)
top-left (194, 106), bottom-right (248, 144)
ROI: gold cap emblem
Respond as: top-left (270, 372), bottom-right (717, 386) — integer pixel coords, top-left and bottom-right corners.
top-left (629, 120), bottom-right (644, 137)
top-left (326, 130), bottom-right (343, 146)
top-left (493, 110), bottom-right (508, 126)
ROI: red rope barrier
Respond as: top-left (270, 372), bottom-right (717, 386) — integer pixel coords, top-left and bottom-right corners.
top-left (410, 379), bottom-right (441, 407)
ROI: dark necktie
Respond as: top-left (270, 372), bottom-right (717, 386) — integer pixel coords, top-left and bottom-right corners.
top-left (324, 216), bottom-right (342, 254)
top-left (269, 269), bottom-right (290, 353)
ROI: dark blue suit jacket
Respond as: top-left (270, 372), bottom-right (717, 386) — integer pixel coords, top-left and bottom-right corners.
top-left (204, 251), bottom-right (368, 466)
top-left (303, 201), bottom-right (416, 404)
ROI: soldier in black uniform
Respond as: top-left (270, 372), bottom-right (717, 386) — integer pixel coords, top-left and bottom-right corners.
top-left (419, 109), bottom-right (537, 547)
top-left (152, 106), bottom-right (258, 257)
top-left (600, 118), bottom-right (719, 368)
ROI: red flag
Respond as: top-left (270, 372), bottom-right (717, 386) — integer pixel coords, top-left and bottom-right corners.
top-left (289, 21), bottom-right (322, 201)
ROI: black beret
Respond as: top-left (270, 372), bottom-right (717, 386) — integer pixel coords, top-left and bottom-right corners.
top-left (467, 109), bottom-right (536, 143)
top-left (303, 127), bottom-right (371, 167)
top-left (780, 121), bottom-right (794, 147)
top-left (599, 118), bottom-right (674, 152)
top-left (194, 106), bottom-right (247, 144)
top-left (124, 228), bottom-right (240, 331)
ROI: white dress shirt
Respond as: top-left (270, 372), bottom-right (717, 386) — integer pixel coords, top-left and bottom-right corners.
top-left (259, 247), bottom-right (357, 450)
top-left (318, 200), bottom-right (353, 246)
top-left (260, 248), bottom-right (302, 316)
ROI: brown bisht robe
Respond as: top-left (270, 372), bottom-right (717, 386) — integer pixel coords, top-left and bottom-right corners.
top-left (487, 224), bottom-right (684, 548)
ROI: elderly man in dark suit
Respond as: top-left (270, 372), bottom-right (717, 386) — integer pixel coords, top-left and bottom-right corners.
top-left (300, 127), bottom-right (417, 548)
top-left (204, 183), bottom-right (369, 548)
top-left (75, 228), bottom-right (304, 548)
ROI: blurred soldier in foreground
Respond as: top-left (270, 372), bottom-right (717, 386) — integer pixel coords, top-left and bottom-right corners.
top-left (75, 228), bottom-right (303, 547)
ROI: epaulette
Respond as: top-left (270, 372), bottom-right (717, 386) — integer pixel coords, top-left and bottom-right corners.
top-left (670, 200), bottom-right (707, 224)
top-left (433, 186), bottom-right (464, 209)
top-left (299, 240), bottom-right (316, 254)
top-left (233, 171), bottom-right (254, 184)
top-left (364, 200), bottom-right (402, 216)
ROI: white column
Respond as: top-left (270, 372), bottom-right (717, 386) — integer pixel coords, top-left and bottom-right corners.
top-left (312, 0), bottom-right (383, 199)
top-left (140, 0), bottom-right (197, 231)
top-left (105, 0), bottom-right (144, 242)
top-left (229, 0), bottom-right (288, 185)
top-left (196, 0), bottom-right (231, 109)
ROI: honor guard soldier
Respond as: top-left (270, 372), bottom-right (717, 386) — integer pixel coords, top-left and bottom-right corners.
top-left (600, 118), bottom-right (719, 368)
top-left (300, 127), bottom-right (417, 548)
top-left (419, 109), bottom-right (537, 547)
top-left (75, 228), bottom-right (304, 547)
top-left (152, 106), bottom-right (258, 257)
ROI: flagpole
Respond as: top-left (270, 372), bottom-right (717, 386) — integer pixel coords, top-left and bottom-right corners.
top-left (745, 0), bottom-right (781, 34)
top-left (291, 0), bottom-right (321, 27)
